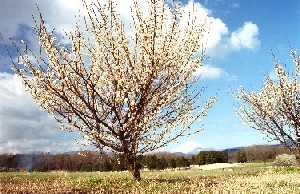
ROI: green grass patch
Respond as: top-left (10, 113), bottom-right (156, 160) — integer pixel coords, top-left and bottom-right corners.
top-left (273, 166), bottom-right (300, 174)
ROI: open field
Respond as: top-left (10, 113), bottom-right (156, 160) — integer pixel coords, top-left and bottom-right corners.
top-left (1, 163), bottom-right (300, 194)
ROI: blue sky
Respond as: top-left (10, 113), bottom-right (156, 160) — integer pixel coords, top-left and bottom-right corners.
top-left (0, 0), bottom-right (299, 154)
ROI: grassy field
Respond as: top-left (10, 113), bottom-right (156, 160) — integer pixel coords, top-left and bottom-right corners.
top-left (1, 163), bottom-right (300, 193)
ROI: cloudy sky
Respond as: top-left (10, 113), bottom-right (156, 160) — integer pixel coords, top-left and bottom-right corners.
top-left (0, 0), bottom-right (299, 154)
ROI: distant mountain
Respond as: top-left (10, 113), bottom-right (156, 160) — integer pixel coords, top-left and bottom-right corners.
top-left (270, 144), bottom-right (285, 147)
top-left (222, 147), bottom-right (242, 155)
top-left (169, 152), bottom-right (190, 157)
top-left (170, 141), bottom-right (215, 155)
top-left (169, 146), bottom-right (215, 156)
top-left (172, 144), bottom-right (285, 156)
top-left (222, 144), bottom-right (284, 155)
top-left (186, 146), bottom-right (215, 155)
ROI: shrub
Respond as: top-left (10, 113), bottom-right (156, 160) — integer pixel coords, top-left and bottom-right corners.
top-left (274, 154), bottom-right (299, 167)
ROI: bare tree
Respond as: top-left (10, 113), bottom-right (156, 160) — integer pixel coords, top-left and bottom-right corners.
top-left (235, 50), bottom-right (300, 162)
top-left (11, 0), bottom-right (215, 180)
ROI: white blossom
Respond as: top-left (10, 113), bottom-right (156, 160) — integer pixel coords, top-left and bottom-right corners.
top-left (235, 50), bottom-right (300, 160)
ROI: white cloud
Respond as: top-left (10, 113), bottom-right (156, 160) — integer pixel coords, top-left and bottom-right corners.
top-left (0, 0), bottom-right (259, 55)
top-left (206, 18), bottom-right (229, 50)
top-left (0, 73), bottom-right (81, 154)
top-left (0, 0), bottom-right (87, 38)
top-left (195, 64), bottom-right (226, 79)
top-left (177, 1), bottom-right (229, 52)
top-left (204, 22), bottom-right (260, 59)
top-left (172, 141), bottom-right (204, 154)
top-left (229, 22), bottom-right (260, 50)
top-left (0, 1), bottom-right (254, 74)
top-left (194, 64), bottom-right (238, 80)
top-left (175, 2), bottom-right (260, 58)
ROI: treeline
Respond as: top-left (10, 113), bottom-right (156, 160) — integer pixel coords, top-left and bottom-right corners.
top-left (191, 151), bottom-right (228, 165)
top-left (0, 145), bottom-right (289, 172)
top-left (228, 145), bottom-right (291, 163)
top-left (0, 152), bottom-right (123, 172)
top-left (0, 150), bottom-right (228, 172)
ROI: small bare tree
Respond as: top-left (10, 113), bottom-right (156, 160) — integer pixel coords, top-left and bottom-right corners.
top-left (235, 50), bottom-right (300, 162)
top-left (11, 0), bottom-right (216, 180)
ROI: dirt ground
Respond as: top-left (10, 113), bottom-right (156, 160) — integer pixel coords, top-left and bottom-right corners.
top-left (197, 163), bottom-right (241, 170)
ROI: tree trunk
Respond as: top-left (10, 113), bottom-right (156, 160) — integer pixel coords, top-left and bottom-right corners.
top-left (127, 154), bottom-right (141, 181)
top-left (132, 162), bottom-right (141, 181)
top-left (296, 130), bottom-right (300, 164)
top-left (296, 145), bottom-right (300, 165)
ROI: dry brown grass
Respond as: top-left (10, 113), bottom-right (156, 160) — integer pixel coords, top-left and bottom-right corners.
top-left (1, 166), bottom-right (300, 193)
